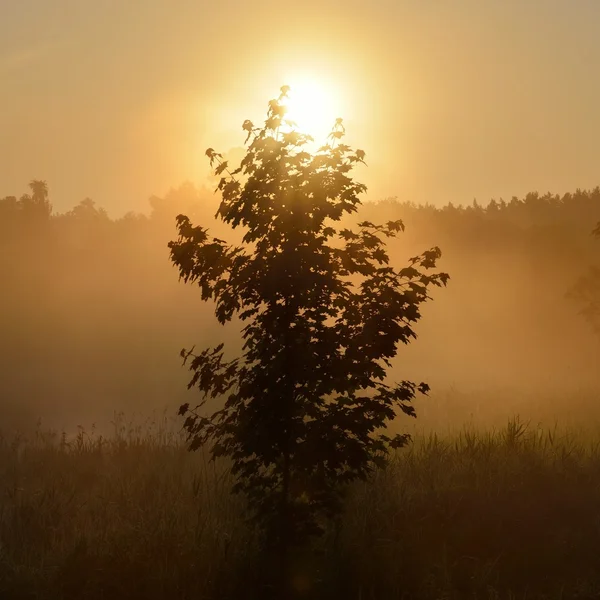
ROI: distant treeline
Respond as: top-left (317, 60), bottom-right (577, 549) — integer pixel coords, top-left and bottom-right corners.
top-left (2, 182), bottom-right (600, 431)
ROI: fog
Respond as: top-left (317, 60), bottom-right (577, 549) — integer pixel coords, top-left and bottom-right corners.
top-left (2, 182), bottom-right (600, 436)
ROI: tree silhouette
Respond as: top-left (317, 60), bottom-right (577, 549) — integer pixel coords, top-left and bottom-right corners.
top-left (22, 179), bottom-right (52, 220)
top-left (66, 197), bottom-right (108, 221)
top-left (567, 222), bottom-right (600, 334)
top-left (169, 86), bottom-right (449, 578)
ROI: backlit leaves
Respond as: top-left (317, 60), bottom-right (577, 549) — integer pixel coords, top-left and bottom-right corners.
top-left (169, 88), bottom-right (449, 547)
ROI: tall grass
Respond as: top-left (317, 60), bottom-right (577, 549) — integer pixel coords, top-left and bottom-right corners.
top-left (0, 414), bottom-right (256, 599)
top-left (2, 414), bottom-right (600, 599)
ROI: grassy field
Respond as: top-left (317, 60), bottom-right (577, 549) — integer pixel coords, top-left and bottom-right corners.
top-left (2, 413), bottom-right (600, 599)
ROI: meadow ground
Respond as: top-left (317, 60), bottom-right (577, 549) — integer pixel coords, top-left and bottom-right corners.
top-left (2, 400), bottom-right (600, 600)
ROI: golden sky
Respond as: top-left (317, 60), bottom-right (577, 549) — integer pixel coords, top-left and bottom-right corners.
top-left (1, 0), bottom-right (599, 216)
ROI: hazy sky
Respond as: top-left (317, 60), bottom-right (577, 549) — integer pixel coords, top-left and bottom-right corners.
top-left (1, 0), bottom-right (599, 216)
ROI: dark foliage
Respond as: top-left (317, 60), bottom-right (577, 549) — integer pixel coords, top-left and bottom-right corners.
top-left (169, 88), bottom-right (449, 555)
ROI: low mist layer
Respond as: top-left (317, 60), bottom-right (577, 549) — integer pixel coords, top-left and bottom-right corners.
top-left (1, 183), bottom-right (600, 434)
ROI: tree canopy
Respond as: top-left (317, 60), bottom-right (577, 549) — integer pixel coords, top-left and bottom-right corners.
top-left (169, 88), bottom-right (449, 557)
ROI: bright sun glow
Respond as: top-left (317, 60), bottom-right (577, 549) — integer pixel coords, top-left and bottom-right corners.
top-left (281, 78), bottom-right (342, 143)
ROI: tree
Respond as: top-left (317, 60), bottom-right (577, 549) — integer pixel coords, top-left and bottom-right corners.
top-left (0, 181), bottom-right (52, 240)
top-left (572, 223), bottom-right (600, 332)
top-left (66, 197), bottom-right (108, 221)
top-left (21, 179), bottom-right (52, 220)
top-left (169, 87), bottom-right (449, 584)
top-left (567, 222), bottom-right (600, 335)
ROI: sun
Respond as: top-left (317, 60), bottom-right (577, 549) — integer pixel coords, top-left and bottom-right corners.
top-left (280, 78), bottom-right (341, 143)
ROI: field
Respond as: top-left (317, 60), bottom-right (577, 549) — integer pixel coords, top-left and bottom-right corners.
top-left (2, 404), bottom-right (600, 600)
